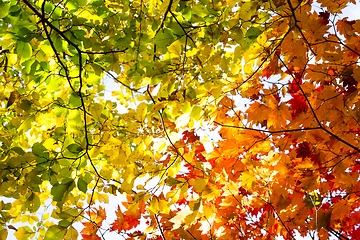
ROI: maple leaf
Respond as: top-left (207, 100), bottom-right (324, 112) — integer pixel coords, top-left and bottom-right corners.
top-left (288, 94), bottom-right (308, 117)
top-left (182, 130), bottom-right (200, 143)
top-left (296, 142), bottom-right (312, 159)
top-left (89, 206), bottom-right (107, 227)
top-left (336, 18), bottom-right (356, 36)
top-left (81, 233), bottom-right (101, 240)
top-left (169, 206), bottom-right (195, 229)
top-left (111, 206), bottom-right (125, 232)
top-left (287, 78), bottom-right (303, 94)
top-left (318, 11), bottom-right (330, 25)
top-left (331, 199), bottom-right (352, 222)
top-left (81, 222), bottom-right (98, 236)
top-left (342, 76), bottom-right (357, 95)
top-left (350, 225), bottom-right (360, 239)
top-left (239, 171), bottom-right (256, 190)
top-left (262, 56), bottom-right (280, 79)
top-left (111, 206), bottom-right (141, 232)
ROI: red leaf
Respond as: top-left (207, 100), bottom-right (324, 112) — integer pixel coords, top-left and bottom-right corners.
top-left (350, 227), bottom-right (360, 240)
top-left (288, 94), bottom-right (308, 117)
top-left (319, 11), bottom-right (330, 25)
top-left (111, 206), bottom-right (141, 232)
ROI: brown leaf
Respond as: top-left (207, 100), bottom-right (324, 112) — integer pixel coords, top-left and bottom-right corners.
top-left (6, 90), bottom-right (20, 108)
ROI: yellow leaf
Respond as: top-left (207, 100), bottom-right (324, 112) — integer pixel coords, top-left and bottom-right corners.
top-left (64, 226), bottom-right (78, 240)
top-left (100, 167), bottom-right (112, 182)
top-left (184, 210), bottom-right (199, 226)
top-left (223, 180), bottom-right (239, 196)
top-left (136, 102), bottom-right (147, 122)
top-left (166, 189), bottom-right (180, 204)
top-left (89, 103), bottom-right (103, 121)
top-left (239, 171), bottom-right (256, 190)
top-left (189, 106), bottom-right (202, 121)
top-left (167, 157), bottom-right (180, 177)
top-left (150, 101), bottom-right (168, 114)
top-left (175, 112), bottom-right (191, 129)
top-left (158, 199), bottom-right (170, 214)
top-left (153, 138), bottom-right (167, 154)
top-left (193, 178), bottom-right (207, 193)
top-left (43, 213), bottom-right (50, 220)
top-left (168, 40), bottom-right (182, 56)
top-left (169, 206), bottom-right (193, 229)
top-left (148, 198), bottom-right (159, 215)
top-left (14, 226), bottom-right (32, 240)
top-left (18, 116), bottom-right (34, 133)
top-left (0, 229), bottom-right (8, 240)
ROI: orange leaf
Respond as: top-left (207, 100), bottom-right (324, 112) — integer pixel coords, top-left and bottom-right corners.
top-left (331, 199), bottom-right (351, 222)
top-left (81, 233), bottom-right (101, 240)
top-left (81, 222), bottom-right (98, 236)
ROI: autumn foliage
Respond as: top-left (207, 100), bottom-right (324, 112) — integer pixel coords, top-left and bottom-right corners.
top-left (1, 0), bottom-right (360, 239)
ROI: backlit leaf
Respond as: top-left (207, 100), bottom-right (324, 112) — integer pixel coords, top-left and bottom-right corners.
top-left (16, 41), bottom-right (32, 60)
top-left (77, 178), bottom-right (88, 193)
top-left (44, 226), bottom-right (67, 240)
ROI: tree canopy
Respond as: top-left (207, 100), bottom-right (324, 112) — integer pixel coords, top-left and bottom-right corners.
top-left (1, 0), bottom-right (360, 239)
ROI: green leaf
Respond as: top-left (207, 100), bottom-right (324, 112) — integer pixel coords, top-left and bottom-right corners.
top-left (44, 2), bottom-right (54, 13)
top-left (11, 147), bottom-right (25, 156)
top-left (67, 144), bottom-right (83, 154)
top-left (73, 29), bottom-right (86, 40)
top-left (57, 211), bottom-right (72, 219)
top-left (32, 143), bottom-right (47, 157)
top-left (167, 176), bottom-right (183, 186)
top-left (192, 5), bottom-right (210, 18)
top-left (186, 87), bottom-right (196, 99)
top-left (19, 100), bottom-right (32, 112)
top-left (2, 202), bottom-right (11, 210)
top-left (16, 41), bottom-right (32, 60)
top-left (182, 7), bottom-right (192, 21)
top-left (245, 27), bottom-right (262, 40)
top-left (154, 29), bottom-right (177, 48)
top-left (58, 220), bottom-right (70, 227)
top-left (25, 192), bottom-right (40, 213)
top-left (69, 94), bottom-right (81, 108)
top-left (16, 27), bottom-right (34, 42)
top-left (51, 184), bottom-right (68, 202)
top-left (44, 225), bottom-right (67, 240)
top-left (51, 179), bottom-right (74, 202)
top-left (77, 177), bottom-right (87, 193)
top-left (54, 127), bottom-right (66, 140)
top-left (75, 0), bottom-right (88, 8)
top-left (0, 1), bottom-right (10, 18)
